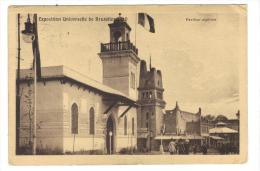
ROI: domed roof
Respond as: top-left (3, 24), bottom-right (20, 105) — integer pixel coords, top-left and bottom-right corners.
top-left (108, 13), bottom-right (131, 31)
top-left (114, 13), bottom-right (125, 23)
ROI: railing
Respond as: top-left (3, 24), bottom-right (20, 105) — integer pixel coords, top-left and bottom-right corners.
top-left (101, 41), bottom-right (138, 55)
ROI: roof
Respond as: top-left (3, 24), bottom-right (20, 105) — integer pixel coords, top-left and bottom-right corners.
top-left (166, 102), bottom-right (201, 119)
top-left (108, 16), bottom-right (131, 31)
top-left (209, 127), bottom-right (238, 134)
top-left (19, 66), bottom-right (136, 103)
top-left (165, 108), bottom-right (200, 122)
top-left (216, 122), bottom-right (227, 126)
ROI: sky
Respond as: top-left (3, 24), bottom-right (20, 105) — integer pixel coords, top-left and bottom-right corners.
top-left (17, 6), bottom-right (246, 119)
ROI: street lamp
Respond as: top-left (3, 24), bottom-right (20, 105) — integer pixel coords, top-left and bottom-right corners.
top-left (109, 131), bottom-right (113, 155)
top-left (160, 124), bottom-right (165, 154)
top-left (22, 14), bottom-right (35, 43)
top-left (21, 13), bottom-right (41, 155)
top-left (21, 13), bottom-right (41, 79)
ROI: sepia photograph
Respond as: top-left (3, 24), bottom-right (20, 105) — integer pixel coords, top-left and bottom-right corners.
top-left (8, 5), bottom-right (247, 164)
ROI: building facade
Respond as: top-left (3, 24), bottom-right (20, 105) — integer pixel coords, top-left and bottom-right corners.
top-left (163, 103), bottom-right (202, 145)
top-left (137, 60), bottom-right (166, 151)
top-left (18, 15), bottom-right (140, 154)
top-left (17, 13), bottom-right (240, 155)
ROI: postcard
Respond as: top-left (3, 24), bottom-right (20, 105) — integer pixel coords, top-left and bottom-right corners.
top-left (8, 5), bottom-right (247, 164)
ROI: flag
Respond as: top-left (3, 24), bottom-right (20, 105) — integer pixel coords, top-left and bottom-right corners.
top-left (138, 13), bottom-right (155, 33)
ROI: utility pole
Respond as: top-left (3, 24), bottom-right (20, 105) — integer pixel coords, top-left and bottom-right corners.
top-left (16, 13), bottom-right (21, 154)
top-left (32, 14), bottom-right (38, 155)
top-left (21, 13), bottom-right (41, 155)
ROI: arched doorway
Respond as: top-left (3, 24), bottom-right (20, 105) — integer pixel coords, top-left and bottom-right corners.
top-left (71, 103), bottom-right (78, 134)
top-left (106, 115), bottom-right (115, 154)
top-left (89, 107), bottom-right (95, 135)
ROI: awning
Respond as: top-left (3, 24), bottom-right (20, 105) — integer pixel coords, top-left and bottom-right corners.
top-left (209, 136), bottom-right (224, 140)
top-left (154, 135), bottom-right (182, 140)
top-left (154, 135), bottom-right (204, 140)
top-left (185, 135), bottom-right (204, 140)
top-left (201, 133), bottom-right (210, 137)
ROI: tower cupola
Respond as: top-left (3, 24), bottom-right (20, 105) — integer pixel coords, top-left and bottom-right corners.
top-left (109, 13), bottom-right (131, 43)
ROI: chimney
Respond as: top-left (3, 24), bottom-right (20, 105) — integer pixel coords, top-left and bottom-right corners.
top-left (175, 101), bottom-right (179, 110)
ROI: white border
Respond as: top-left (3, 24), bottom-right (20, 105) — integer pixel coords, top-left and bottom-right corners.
top-left (1, 0), bottom-right (260, 170)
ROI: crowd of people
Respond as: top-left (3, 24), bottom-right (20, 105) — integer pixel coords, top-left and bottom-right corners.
top-left (168, 138), bottom-right (208, 155)
top-left (167, 138), bottom-right (239, 155)
top-left (217, 142), bottom-right (239, 154)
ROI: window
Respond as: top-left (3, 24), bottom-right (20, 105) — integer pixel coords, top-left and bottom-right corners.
top-left (146, 112), bottom-right (149, 129)
top-left (132, 117), bottom-right (135, 135)
top-left (149, 92), bottom-right (153, 99)
top-left (113, 31), bottom-right (122, 42)
top-left (157, 92), bottom-right (162, 99)
top-left (71, 103), bottom-right (79, 134)
top-left (89, 107), bottom-right (95, 135)
top-left (124, 116), bottom-right (127, 135)
top-left (130, 72), bottom-right (135, 89)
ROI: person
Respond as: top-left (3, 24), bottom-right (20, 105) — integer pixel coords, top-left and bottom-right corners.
top-left (177, 139), bottom-right (185, 154)
top-left (193, 144), bottom-right (198, 154)
top-left (201, 142), bottom-right (208, 155)
top-left (184, 139), bottom-right (190, 154)
top-left (219, 142), bottom-right (225, 154)
top-left (168, 138), bottom-right (177, 155)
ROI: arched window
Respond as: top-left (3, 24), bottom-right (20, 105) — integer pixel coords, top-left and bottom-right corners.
top-left (124, 116), bottom-right (127, 135)
top-left (142, 92), bottom-right (145, 99)
top-left (113, 31), bottom-right (122, 42)
top-left (71, 103), bottom-right (78, 134)
top-left (89, 107), bottom-right (95, 135)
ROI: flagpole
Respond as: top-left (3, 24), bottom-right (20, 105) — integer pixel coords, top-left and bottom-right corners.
top-left (16, 13), bottom-right (21, 154)
top-left (149, 54), bottom-right (152, 70)
top-left (135, 13), bottom-right (137, 47)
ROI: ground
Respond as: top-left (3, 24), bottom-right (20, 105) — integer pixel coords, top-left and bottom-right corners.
top-left (131, 148), bottom-right (221, 155)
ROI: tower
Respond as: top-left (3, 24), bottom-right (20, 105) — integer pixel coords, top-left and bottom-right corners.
top-left (137, 60), bottom-right (166, 151)
top-left (99, 13), bottom-right (140, 100)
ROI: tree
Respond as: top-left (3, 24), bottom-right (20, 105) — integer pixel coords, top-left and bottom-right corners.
top-left (203, 114), bottom-right (216, 122)
top-left (215, 115), bottom-right (228, 122)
